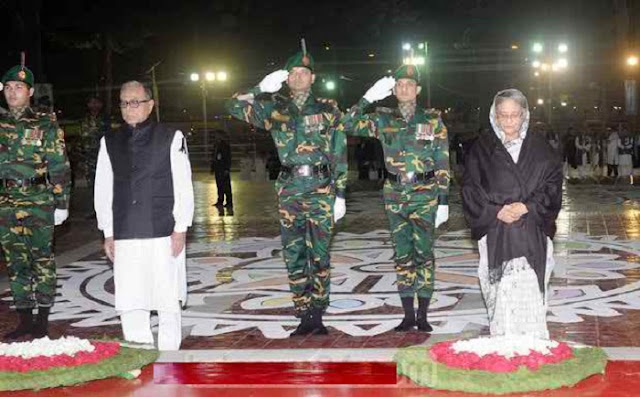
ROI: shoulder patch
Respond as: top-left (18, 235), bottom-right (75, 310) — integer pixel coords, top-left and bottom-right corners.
top-left (316, 97), bottom-right (338, 108)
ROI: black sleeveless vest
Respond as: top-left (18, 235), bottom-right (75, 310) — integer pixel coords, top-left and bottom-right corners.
top-left (105, 118), bottom-right (175, 239)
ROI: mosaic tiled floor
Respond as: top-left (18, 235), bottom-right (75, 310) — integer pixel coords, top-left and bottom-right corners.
top-left (1, 172), bottom-right (639, 396)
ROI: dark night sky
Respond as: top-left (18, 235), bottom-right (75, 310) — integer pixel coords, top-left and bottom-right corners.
top-left (0, 0), bottom-right (624, 116)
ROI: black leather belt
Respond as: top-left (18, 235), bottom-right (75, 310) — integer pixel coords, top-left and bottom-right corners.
top-left (0, 176), bottom-right (48, 188)
top-left (387, 170), bottom-right (435, 184)
top-left (280, 164), bottom-right (330, 178)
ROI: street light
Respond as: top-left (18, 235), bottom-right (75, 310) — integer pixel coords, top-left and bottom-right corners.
top-left (557, 58), bottom-right (568, 69)
top-left (190, 70), bottom-right (229, 162)
top-left (402, 43), bottom-right (411, 51)
top-left (530, 41), bottom-right (569, 125)
top-left (325, 80), bottom-right (336, 91)
top-left (627, 56), bottom-right (639, 66)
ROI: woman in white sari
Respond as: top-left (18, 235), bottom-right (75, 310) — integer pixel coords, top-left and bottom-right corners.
top-left (462, 89), bottom-right (563, 339)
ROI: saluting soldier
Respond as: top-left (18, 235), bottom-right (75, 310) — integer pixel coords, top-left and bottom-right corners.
top-left (0, 60), bottom-right (71, 340)
top-left (339, 65), bottom-right (450, 332)
top-left (226, 43), bottom-right (347, 337)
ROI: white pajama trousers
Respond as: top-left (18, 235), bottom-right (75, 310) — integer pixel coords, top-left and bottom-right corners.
top-left (114, 237), bottom-right (187, 351)
top-left (121, 307), bottom-right (182, 351)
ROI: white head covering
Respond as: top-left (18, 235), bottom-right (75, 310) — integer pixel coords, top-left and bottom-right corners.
top-left (489, 88), bottom-right (530, 144)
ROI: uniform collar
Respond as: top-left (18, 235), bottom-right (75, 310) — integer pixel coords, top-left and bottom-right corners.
top-left (9, 106), bottom-right (34, 120)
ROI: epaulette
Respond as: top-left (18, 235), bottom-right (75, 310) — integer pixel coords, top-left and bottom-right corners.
top-left (376, 107), bottom-right (395, 114)
top-left (316, 97), bottom-right (338, 108)
top-left (37, 111), bottom-right (57, 122)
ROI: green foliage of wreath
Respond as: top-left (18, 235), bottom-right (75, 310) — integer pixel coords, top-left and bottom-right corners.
top-left (395, 345), bottom-right (607, 394)
top-left (0, 345), bottom-right (158, 391)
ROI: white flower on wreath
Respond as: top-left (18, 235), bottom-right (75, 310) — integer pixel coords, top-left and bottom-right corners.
top-left (452, 336), bottom-right (560, 359)
top-left (0, 336), bottom-right (96, 359)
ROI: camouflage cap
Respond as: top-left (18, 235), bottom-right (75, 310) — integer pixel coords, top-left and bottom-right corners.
top-left (285, 51), bottom-right (315, 72)
top-left (2, 65), bottom-right (35, 87)
top-left (394, 64), bottom-right (420, 83)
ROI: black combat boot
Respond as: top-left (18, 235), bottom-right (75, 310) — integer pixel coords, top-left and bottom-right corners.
top-left (289, 310), bottom-right (315, 337)
top-left (310, 307), bottom-right (328, 335)
top-left (416, 297), bottom-right (433, 332)
top-left (394, 296), bottom-right (416, 332)
top-left (32, 306), bottom-right (51, 339)
top-left (4, 308), bottom-right (33, 340)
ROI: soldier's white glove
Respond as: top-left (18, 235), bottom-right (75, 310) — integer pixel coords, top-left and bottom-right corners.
top-left (363, 77), bottom-right (396, 103)
top-left (333, 197), bottom-right (346, 222)
top-left (258, 70), bottom-right (289, 93)
top-left (435, 205), bottom-right (449, 228)
top-left (54, 209), bottom-right (69, 226)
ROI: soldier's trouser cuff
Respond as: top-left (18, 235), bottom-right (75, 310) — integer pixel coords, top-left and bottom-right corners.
top-left (14, 299), bottom-right (36, 310)
top-left (398, 289), bottom-right (416, 298)
top-left (36, 292), bottom-right (54, 308)
top-left (310, 298), bottom-right (329, 313)
top-left (293, 300), bottom-right (311, 317)
top-left (415, 288), bottom-right (433, 299)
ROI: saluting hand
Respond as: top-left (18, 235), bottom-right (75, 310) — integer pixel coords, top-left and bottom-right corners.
top-left (363, 76), bottom-right (396, 103)
top-left (258, 70), bottom-right (289, 93)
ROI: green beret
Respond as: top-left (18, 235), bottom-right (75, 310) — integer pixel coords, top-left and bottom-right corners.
top-left (285, 51), bottom-right (314, 72)
top-left (2, 65), bottom-right (35, 87)
top-left (394, 64), bottom-right (420, 83)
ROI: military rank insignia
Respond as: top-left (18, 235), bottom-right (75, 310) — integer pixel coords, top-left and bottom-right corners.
top-left (22, 127), bottom-right (43, 146)
top-left (303, 114), bottom-right (324, 133)
top-left (415, 123), bottom-right (434, 141)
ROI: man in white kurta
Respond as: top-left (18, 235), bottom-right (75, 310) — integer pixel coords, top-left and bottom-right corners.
top-left (94, 81), bottom-right (194, 351)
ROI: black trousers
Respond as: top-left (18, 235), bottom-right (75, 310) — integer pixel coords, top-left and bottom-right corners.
top-left (607, 164), bottom-right (619, 177)
top-left (215, 171), bottom-right (233, 206)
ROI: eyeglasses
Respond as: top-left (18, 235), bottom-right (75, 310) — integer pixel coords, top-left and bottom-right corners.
top-left (119, 99), bottom-right (151, 109)
top-left (496, 112), bottom-right (523, 121)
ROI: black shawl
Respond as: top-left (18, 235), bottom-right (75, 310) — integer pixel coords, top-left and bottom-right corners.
top-left (462, 131), bottom-right (563, 293)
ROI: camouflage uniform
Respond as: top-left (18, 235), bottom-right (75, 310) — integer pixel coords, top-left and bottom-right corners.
top-left (78, 113), bottom-right (109, 189)
top-left (340, 68), bottom-right (449, 299)
top-left (0, 67), bottom-right (71, 309)
top-left (226, 53), bottom-right (347, 317)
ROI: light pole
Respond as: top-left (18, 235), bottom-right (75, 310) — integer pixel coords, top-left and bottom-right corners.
top-left (625, 55), bottom-right (639, 128)
top-left (190, 70), bottom-right (228, 162)
top-left (145, 60), bottom-right (162, 122)
top-left (531, 42), bottom-right (568, 126)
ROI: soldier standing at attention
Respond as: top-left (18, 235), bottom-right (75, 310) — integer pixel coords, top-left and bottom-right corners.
top-left (0, 60), bottom-right (71, 340)
top-left (226, 42), bottom-right (347, 337)
top-left (340, 65), bottom-right (450, 332)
